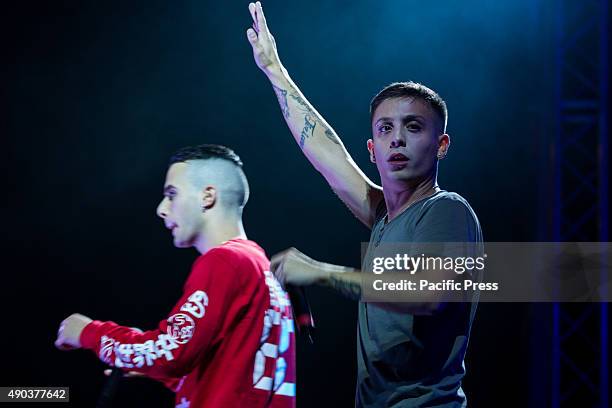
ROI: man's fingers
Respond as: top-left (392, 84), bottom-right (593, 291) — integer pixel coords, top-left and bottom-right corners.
top-left (270, 249), bottom-right (291, 269)
top-left (274, 265), bottom-right (286, 289)
top-left (255, 2), bottom-right (269, 34)
top-left (55, 338), bottom-right (75, 351)
top-left (274, 262), bottom-right (284, 280)
top-left (54, 336), bottom-right (65, 348)
top-left (270, 258), bottom-right (286, 283)
top-left (248, 3), bottom-right (258, 31)
top-left (247, 28), bottom-right (261, 48)
top-left (270, 256), bottom-right (283, 275)
top-left (246, 28), bottom-right (259, 46)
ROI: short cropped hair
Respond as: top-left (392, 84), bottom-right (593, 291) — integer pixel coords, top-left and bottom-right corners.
top-left (370, 81), bottom-right (448, 132)
top-left (169, 144), bottom-right (249, 209)
top-left (170, 144), bottom-right (243, 167)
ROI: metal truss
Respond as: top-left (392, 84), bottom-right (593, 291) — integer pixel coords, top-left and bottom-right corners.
top-left (552, 0), bottom-right (608, 407)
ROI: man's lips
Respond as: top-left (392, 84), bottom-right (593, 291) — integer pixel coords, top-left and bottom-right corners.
top-left (387, 152), bottom-right (409, 162)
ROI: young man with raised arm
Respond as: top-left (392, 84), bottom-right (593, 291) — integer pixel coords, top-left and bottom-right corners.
top-left (246, 2), bottom-right (482, 407)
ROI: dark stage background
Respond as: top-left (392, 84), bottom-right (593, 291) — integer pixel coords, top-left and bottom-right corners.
top-left (2, 1), bottom-right (606, 407)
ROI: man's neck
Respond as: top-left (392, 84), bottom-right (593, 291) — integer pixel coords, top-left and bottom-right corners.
top-left (195, 215), bottom-right (247, 254)
top-left (383, 176), bottom-right (440, 222)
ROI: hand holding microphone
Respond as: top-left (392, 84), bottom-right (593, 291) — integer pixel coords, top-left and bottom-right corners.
top-left (270, 247), bottom-right (329, 287)
top-left (270, 247), bottom-right (325, 343)
top-left (286, 285), bottom-right (315, 343)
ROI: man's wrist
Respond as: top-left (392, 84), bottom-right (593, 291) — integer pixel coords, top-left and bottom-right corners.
top-left (315, 262), bottom-right (353, 286)
top-left (265, 64), bottom-right (288, 86)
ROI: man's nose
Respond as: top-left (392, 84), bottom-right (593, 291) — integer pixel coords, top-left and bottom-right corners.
top-left (156, 199), bottom-right (168, 219)
top-left (390, 128), bottom-right (406, 148)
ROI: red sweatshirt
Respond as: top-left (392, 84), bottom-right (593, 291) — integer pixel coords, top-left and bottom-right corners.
top-left (80, 239), bottom-right (296, 408)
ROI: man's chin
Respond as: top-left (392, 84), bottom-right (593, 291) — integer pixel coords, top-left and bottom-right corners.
top-left (386, 170), bottom-right (416, 183)
top-left (173, 237), bottom-right (191, 248)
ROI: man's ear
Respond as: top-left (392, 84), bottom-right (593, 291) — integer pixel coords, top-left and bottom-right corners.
top-left (201, 186), bottom-right (217, 211)
top-left (367, 139), bottom-right (376, 163)
top-left (437, 134), bottom-right (450, 159)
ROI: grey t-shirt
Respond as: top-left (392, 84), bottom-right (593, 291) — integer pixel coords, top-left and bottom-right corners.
top-left (356, 190), bottom-right (483, 408)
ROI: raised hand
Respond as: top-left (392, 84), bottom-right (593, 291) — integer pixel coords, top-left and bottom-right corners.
top-left (246, 2), bottom-right (283, 78)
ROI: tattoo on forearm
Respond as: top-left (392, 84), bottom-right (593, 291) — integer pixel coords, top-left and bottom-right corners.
top-left (299, 115), bottom-right (317, 148)
top-left (328, 273), bottom-right (362, 301)
top-left (288, 92), bottom-right (310, 111)
top-left (287, 92), bottom-right (339, 149)
top-left (324, 128), bottom-right (340, 145)
top-left (273, 85), bottom-right (290, 119)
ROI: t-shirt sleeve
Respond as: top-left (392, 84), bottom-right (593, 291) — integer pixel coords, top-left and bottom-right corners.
top-left (411, 196), bottom-right (483, 294)
top-left (413, 196), bottom-right (480, 243)
top-left (79, 249), bottom-right (241, 382)
top-left (411, 197), bottom-right (483, 268)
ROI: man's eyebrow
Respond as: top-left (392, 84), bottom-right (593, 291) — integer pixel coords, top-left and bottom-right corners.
top-left (402, 114), bottom-right (426, 122)
top-left (374, 117), bottom-right (394, 125)
top-left (163, 185), bottom-right (177, 194)
top-left (374, 114), bottom-right (426, 125)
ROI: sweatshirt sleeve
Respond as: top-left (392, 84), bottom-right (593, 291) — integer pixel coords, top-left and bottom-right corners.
top-left (80, 249), bottom-right (240, 382)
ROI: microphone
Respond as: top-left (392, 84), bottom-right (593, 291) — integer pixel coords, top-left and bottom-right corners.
top-left (96, 367), bottom-right (122, 408)
top-left (286, 285), bottom-right (315, 344)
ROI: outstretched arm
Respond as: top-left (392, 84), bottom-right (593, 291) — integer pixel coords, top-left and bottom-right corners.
top-left (246, 2), bottom-right (383, 228)
top-left (55, 252), bottom-right (241, 383)
top-left (270, 247), bottom-right (446, 315)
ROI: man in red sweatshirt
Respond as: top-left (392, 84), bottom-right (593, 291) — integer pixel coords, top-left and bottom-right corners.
top-left (55, 144), bottom-right (296, 408)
